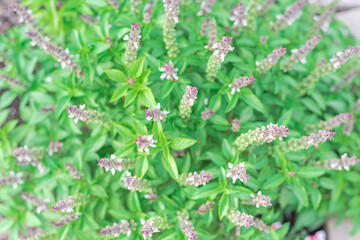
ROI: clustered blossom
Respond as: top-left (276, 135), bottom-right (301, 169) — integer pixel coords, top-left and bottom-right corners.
top-left (330, 47), bottom-right (359, 70)
top-left (81, 14), bottom-right (96, 25)
top-left (231, 118), bottom-right (241, 133)
top-left (123, 23), bottom-right (141, 64)
top-left (49, 140), bottom-right (63, 156)
top-left (227, 209), bottom-right (254, 228)
top-left (0, 74), bottom-right (21, 86)
top-left (9, 4), bottom-right (34, 25)
top-left (226, 162), bottom-right (250, 183)
top-left (271, 0), bottom-right (308, 32)
top-left (53, 195), bottom-right (82, 213)
top-left (331, 70), bottom-right (358, 91)
top-left (300, 46), bottom-right (359, 95)
top-left (13, 145), bottom-right (44, 165)
top-left (98, 155), bottom-right (135, 175)
top-left (257, 0), bottom-right (275, 15)
top-left (197, 201), bottom-right (214, 215)
top-left (52, 213), bottom-right (81, 228)
top-left (26, 30), bottom-right (81, 77)
top-left (306, 113), bottom-right (354, 136)
top-left (144, 189), bottom-right (159, 201)
top-left (122, 171), bottom-right (151, 192)
top-left (177, 211), bottom-right (198, 240)
top-left (144, 103), bottom-right (169, 122)
top-left (280, 130), bottom-right (335, 152)
top-left (41, 105), bottom-right (56, 113)
top-left (130, 0), bottom-right (142, 16)
top-left (260, 36), bottom-right (269, 44)
top-left (179, 86), bottom-right (198, 118)
top-left (230, 2), bottom-right (247, 31)
top-left (180, 171), bottom-right (213, 186)
top-left (254, 218), bottom-right (269, 233)
top-left (323, 153), bottom-right (359, 171)
top-left (247, 191), bottom-right (272, 208)
top-left (205, 22), bottom-right (217, 51)
top-left (163, 0), bottom-right (181, 58)
top-left (22, 192), bottom-right (49, 213)
top-left (201, 109), bottom-right (214, 120)
top-left (135, 135), bottom-right (157, 154)
top-left (108, 0), bottom-right (119, 8)
top-left (233, 123), bottom-right (290, 152)
top-left (197, 0), bottom-right (216, 16)
top-left (256, 47), bottom-right (286, 74)
top-left (67, 104), bottom-right (105, 124)
top-left (66, 162), bottom-right (81, 180)
top-left (228, 75), bottom-right (256, 94)
top-left (206, 35), bottom-right (234, 81)
top-left (99, 220), bottom-right (137, 237)
top-left (200, 17), bottom-right (210, 35)
top-left (281, 35), bottom-right (322, 72)
top-left (140, 217), bottom-right (168, 239)
top-left (159, 61), bottom-right (179, 81)
top-left (0, 171), bottom-right (23, 188)
top-left (143, 1), bottom-right (154, 24)
top-left (312, 8), bottom-right (333, 34)
top-left (127, 77), bottom-right (135, 85)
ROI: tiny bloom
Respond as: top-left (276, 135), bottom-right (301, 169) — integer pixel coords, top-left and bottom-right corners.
top-left (180, 171), bottom-right (213, 186)
top-left (271, 222), bottom-right (282, 230)
top-left (0, 171), bottom-right (24, 188)
top-left (256, 47), bottom-right (286, 73)
top-left (330, 46), bottom-right (359, 70)
top-left (305, 230), bottom-right (327, 240)
top-left (127, 77), bottom-right (135, 85)
top-left (254, 218), bottom-right (269, 233)
top-left (144, 103), bottom-right (169, 122)
top-left (228, 75), bottom-right (256, 94)
top-left (230, 2), bottom-right (247, 28)
top-left (197, 0), bottom-right (216, 16)
top-left (159, 61), bottom-right (179, 81)
top-left (98, 155), bottom-right (134, 175)
top-left (200, 17), bottom-right (210, 35)
top-left (22, 192), bottom-right (50, 213)
top-left (163, 0), bottom-right (181, 57)
top-left (227, 209), bottom-right (254, 228)
top-left (205, 22), bottom-right (217, 51)
top-left (179, 86), bottom-right (198, 118)
top-left (201, 109), bottom-right (214, 120)
top-left (124, 23), bottom-right (141, 64)
top-left (49, 140), bottom-right (63, 156)
top-left (144, 189), bottom-right (159, 201)
top-left (227, 162), bottom-right (250, 183)
top-left (250, 191), bottom-right (272, 208)
top-left (53, 195), bottom-right (82, 213)
top-left (99, 220), bottom-right (137, 237)
top-left (122, 171), bottom-right (151, 192)
top-left (323, 153), bottom-right (359, 171)
top-left (143, 1), bottom-right (154, 24)
top-left (197, 201), bottom-right (215, 215)
top-left (178, 211), bottom-right (198, 240)
top-left (135, 135), bottom-right (157, 154)
top-left (231, 118), bottom-right (241, 133)
top-left (52, 213), bottom-right (81, 228)
top-left (66, 162), bottom-right (81, 179)
top-left (141, 219), bottom-right (160, 239)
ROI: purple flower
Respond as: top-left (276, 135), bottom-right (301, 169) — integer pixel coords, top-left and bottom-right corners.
top-left (249, 191), bottom-right (272, 208)
top-left (144, 189), bottom-right (159, 201)
top-left (143, 1), bottom-right (154, 24)
top-left (122, 171), bottom-right (151, 192)
top-left (52, 213), bottom-right (81, 228)
top-left (313, 8), bottom-right (333, 33)
top-left (123, 23), bottom-right (141, 64)
top-left (98, 155), bottom-right (134, 175)
top-left (254, 218), bottom-right (269, 233)
top-left (200, 17), bottom-right (210, 36)
top-left (178, 211), bottom-right (198, 240)
top-left (227, 209), bottom-right (254, 227)
top-left (22, 192), bottom-right (50, 213)
top-left (180, 171), bottom-right (213, 186)
top-left (159, 61), bottom-right (179, 81)
top-left (227, 162), bottom-right (250, 184)
top-left (144, 104), bottom-right (169, 122)
top-left (231, 118), bottom-right (241, 133)
top-left (204, 22), bottom-right (217, 51)
top-left (228, 75), bottom-right (256, 94)
top-left (324, 153), bottom-right (359, 171)
top-left (9, 4), bottom-right (34, 25)
top-left (201, 109), bottom-right (214, 120)
top-left (230, 2), bottom-right (247, 28)
top-left (271, 0), bottom-right (308, 31)
top-left (53, 195), bottom-right (82, 213)
top-left (0, 171), bottom-right (23, 188)
top-left (307, 113), bottom-right (354, 136)
top-left (99, 220), bottom-right (137, 237)
top-left (197, 201), bottom-right (214, 215)
top-left (330, 46), bottom-right (359, 70)
top-left (66, 162), bottom-right (81, 180)
top-left (197, 0), bottom-right (216, 16)
top-left (67, 104), bottom-right (105, 124)
top-left (180, 86), bottom-right (199, 118)
top-left (141, 219), bottom-right (160, 239)
top-left (135, 135), bottom-right (157, 154)
top-left (49, 140), bottom-right (63, 156)
top-left (108, 0), bottom-right (119, 8)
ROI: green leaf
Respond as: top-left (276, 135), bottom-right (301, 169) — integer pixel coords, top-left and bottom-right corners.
top-left (239, 88), bottom-right (265, 113)
top-left (301, 98), bottom-right (322, 115)
top-left (162, 150), bottom-right (179, 181)
top-left (94, 42), bottom-right (110, 53)
top-left (24, 212), bottom-right (42, 227)
top-left (311, 187), bottom-right (322, 209)
top-left (144, 53), bottom-right (160, 70)
top-left (104, 69), bottom-right (127, 82)
top-left (262, 174), bottom-right (284, 189)
top-left (0, 109), bottom-right (10, 126)
top-left (56, 95), bottom-right (70, 118)
top-left (278, 109), bottom-right (293, 125)
top-left (168, 138), bottom-right (197, 150)
top-left (110, 85), bottom-right (128, 102)
top-left (297, 167), bottom-right (326, 178)
top-left (0, 218), bottom-right (14, 233)
top-left (219, 167), bottom-right (227, 187)
top-left (218, 193), bottom-right (229, 220)
top-left (90, 185), bottom-right (108, 198)
top-left (0, 91), bottom-right (17, 110)
top-left (208, 94), bottom-right (222, 112)
top-left (136, 155), bottom-right (149, 178)
top-left (206, 152), bottom-right (227, 166)
top-left (127, 192), bottom-right (142, 213)
top-left (225, 93), bottom-right (238, 113)
top-left (292, 183), bottom-right (309, 209)
top-left (138, 88), bottom-right (156, 108)
top-left (130, 56), bottom-right (145, 77)
top-left (191, 183), bottom-right (223, 199)
top-left (124, 89), bottom-right (138, 107)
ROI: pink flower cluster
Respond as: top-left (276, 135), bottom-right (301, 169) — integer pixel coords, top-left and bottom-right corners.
top-left (135, 135), bottom-right (157, 154)
top-left (226, 162), bottom-right (250, 183)
top-left (228, 75), bottom-right (256, 94)
top-left (227, 209), bottom-right (254, 228)
top-left (180, 171), bottom-right (213, 186)
top-left (22, 192), bottom-right (50, 213)
top-left (249, 191), bottom-right (272, 208)
top-left (99, 220), bottom-right (137, 237)
top-left (98, 154), bottom-right (134, 175)
top-left (159, 61), bottom-right (179, 81)
top-left (323, 153), bottom-right (359, 171)
top-left (122, 172), bottom-right (151, 192)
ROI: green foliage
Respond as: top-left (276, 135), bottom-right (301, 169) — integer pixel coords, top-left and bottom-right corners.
top-left (0, 0), bottom-right (359, 239)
